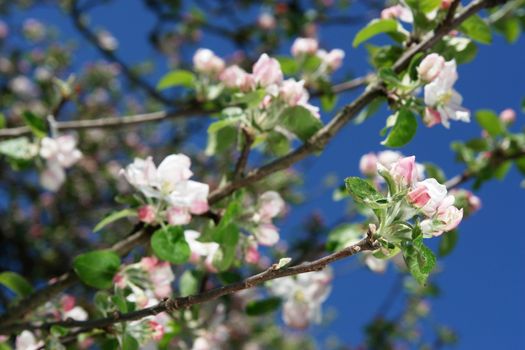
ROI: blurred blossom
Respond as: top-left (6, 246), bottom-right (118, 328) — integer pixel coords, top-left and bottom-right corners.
top-left (0, 20), bottom-right (8, 39)
top-left (23, 18), bottom-right (46, 41)
top-left (97, 30), bottom-right (119, 51)
top-left (258, 12), bottom-right (276, 30)
top-left (9, 75), bottom-right (39, 99)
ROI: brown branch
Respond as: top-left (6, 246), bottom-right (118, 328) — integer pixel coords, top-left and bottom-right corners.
top-left (233, 127), bottom-right (254, 180)
top-left (0, 233), bottom-right (379, 335)
top-left (0, 108), bottom-right (206, 139)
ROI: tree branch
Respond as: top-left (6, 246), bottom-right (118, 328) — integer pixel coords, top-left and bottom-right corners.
top-left (0, 224), bottom-right (155, 327)
top-left (0, 233), bottom-right (379, 335)
top-left (233, 127), bottom-right (254, 180)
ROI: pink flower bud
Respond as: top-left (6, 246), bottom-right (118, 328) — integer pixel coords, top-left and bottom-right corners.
top-left (381, 5), bottom-right (413, 22)
top-left (254, 223), bottom-right (280, 246)
top-left (423, 107), bottom-right (442, 127)
top-left (220, 65), bottom-right (255, 92)
top-left (138, 205), bottom-right (156, 224)
top-left (291, 37), bottom-right (319, 57)
top-left (418, 54), bottom-right (446, 82)
top-left (319, 49), bottom-right (345, 71)
top-left (245, 245), bottom-right (260, 264)
top-left (61, 295), bottom-right (76, 312)
top-left (149, 320), bottom-right (165, 341)
top-left (258, 13), bottom-right (276, 30)
top-left (441, 0), bottom-right (453, 9)
top-left (167, 206), bottom-right (191, 225)
top-left (252, 53), bottom-right (283, 87)
top-left (499, 108), bottom-right (516, 124)
top-left (359, 152), bottom-right (378, 176)
top-left (193, 48), bottom-right (225, 76)
top-left (468, 193), bottom-right (482, 212)
top-left (279, 79), bottom-right (308, 106)
top-left (258, 191), bottom-right (286, 221)
top-left (407, 184), bottom-right (432, 208)
top-left (390, 156), bottom-right (417, 187)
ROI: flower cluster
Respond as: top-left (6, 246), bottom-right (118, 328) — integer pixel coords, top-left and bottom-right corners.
top-left (290, 37), bottom-right (345, 73)
top-left (359, 150), bottom-right (425, 183)
top-left (120, 154), bottom-right (209, 226)
top-left (269, 269), bottom-right (332, 329)
top-left (251, 191), bottom-right (286, 246)
top-left (39, 134), bottom-right (83, 192)
top-left (419, 54), bottom-right (470, 128)
top-left (185, 229), bottom-right (220, 272)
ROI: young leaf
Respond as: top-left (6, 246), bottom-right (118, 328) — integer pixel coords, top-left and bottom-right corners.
top-left (0, 271), bottom-right (34, 297)
top-left (157, 70), bottom-right (195, 90)
top-left (73, 250), bottom-right (120, 289)
top-left (245, 297), bottom-right (282, 316)
top-left (353, 19), bottom-right (399, 47)
top-left (381, 109), bottom-right (417, 148)
top-left (22, 111), bottom-right (47, 138)
top-left (280, 105), bottom-right (323, 141)
top-left (151, 226), bottom-right (190, 264)
top-left (475, 110), bottom-right (505, 137)
top-left (460, 15), bottom-right (492, 44)
top-left (438, 230), bottom-right (458, 257)
top-left (0, 137), bottom-right (35, 160)
top-left (402, 235), bottom-right (436, 285)
top-left (93, 208), bottom-right (137, 232)
top-left (345, 177), bottom-right (384, 204)
top-left (276, 56), bottom-right (299, 75)
top-left (179, 270), bottom-right (202, 297)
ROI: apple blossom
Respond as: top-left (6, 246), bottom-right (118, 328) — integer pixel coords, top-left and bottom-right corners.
top-left (291, 37), bottom-right (319, 57)
top-left (424, 60), bottom-right (470, 128)
top-left (22, 19), bottom-right (45, 41)
top-left (407, 178), bottom-right (448, 217)
top-left (138, 205), bottom-right (156, 224)
top-left (500, 108), bottom-right (516, 124)
top-left (9, 75), bottom-right (38, 99)
top-left (184, 230), bottom-right (220, 271)
top-left (359, 152), bottom-right (378, 176)
top-left (220, 65), bottom-right (255, 92)
top-left (257, 191), bottom-right (286, 221)
top-left (97, 30), bottom-right (118, 51)
top-left (40, 161), bottom-right (66, 192)
top-left (252, 53), bottom-right (283, 87)
top-left (418, 53), bottom-right (446, 82)
top-left (253, 223), bottom-right (280, 246)
top-left (140, 257), bottom-right (175, 299)
top-left (279, 79), bottom-right (308, 106)
top-left (389, 156), bottom-right (418, 187)
top-left (40, 135), bottom-right (83, 168)
top-left (380, 4), bottom-right (413, 23)
top-left (193, 48), bottom-right (225, 76)
top-left (317, 48), bottom-right (345, 71)
top-left (269, 269), bottom-right (332, 329)
top-left (16, 331), bottom-right (43, 350)
top-left (257, 12), bottom-right (276, 30)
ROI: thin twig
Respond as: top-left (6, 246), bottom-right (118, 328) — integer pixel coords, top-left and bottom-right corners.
top-left (233, 127), bottom-right (254, 180)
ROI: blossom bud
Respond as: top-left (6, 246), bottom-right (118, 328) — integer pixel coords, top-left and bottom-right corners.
top-left (149, 320), bottom-right (165, 341)
top-left (138, 205), bottom-right (156, 224)
top-left (418, 53), bottom-right (446, 82)
top-left (279, 79), bottom-right (308, 106)
top-left (167, 206), bottom-right (191, 226)
top-left (499, 108), bottom-right (516, 124)
top-left (359, 152), bottom-right (378, 176)
top-left (390, 156), bottom-right (417, 187)
top-left (258, 13), bottom-right (276, 30)
top-left (220, 65), bottom-right (255, 92)
top-left (252, 53), bottom-right (283, 87)
top-left (291, 37), bottom-right (319, 57)
top-left (441, 0), bottom-right (453, 9)
top-left (323, 49), bottom-right (345, 71)
top-left (193, 48), bottom-right (225, 76)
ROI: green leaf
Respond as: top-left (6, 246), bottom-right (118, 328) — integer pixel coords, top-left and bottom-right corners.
top-left (494, 17), bottom-right (521, 43)
top-left (151, 226), bottom-right (190, 264)
top-left (320, 93), bottom-right (338, 112)
top-left (280, 105), bottom-right (323, 141)
top-left (460, 15), bottom-right (492, 44)
top-left (73, 250), bottom-right (120, 289)
top-left (424, 163), bottom-right (447, 184)
top-left (93, 208), bottom-right (137, 232)
top-left (378, 67), bottom-right (402, 86)
top-left (245, 297), bottom-right (282, 316)
top-left (494, 161), bottom-right (512, 180)
top-left (353, 19), bottom-right (400, 47)
top-left (22, 111), bottom-right (47, 138)
top-left (515, 157), bottom-right (525, 176)
top-left (205, 124), bottom-right (237, 156)
top-left (0, 272), bottom-right (34, 297)
top-left (179, 270), bottom-right (202, 297)
top-left (276, 56), bottom-right (298, 75)
top-left (405, 0), bottom-right (441, 14)
top-left (122, 334), bottom-right (139, 350)
top-left (381, 109), bottom-right (417, 147)
top-left (326, 224), bottom-right (364, 252)
top-left (157, 70), bottom-right (195, 90)
top-left (303, 55), bottom-right (322, 72)
top-left (231, 89), bottom-right (266, 107)
top-left (475, 110), bottom-right (505, 136)
top-left (438, 230), bottom-right (458, 257)
top-left (402, 231), bottom-right (436, 285)
top-left (0, 113), bottom-right (5, 128)
top-left (0, 137), bottom-right (35, 161)
top-left (345, 177), bottom-right (384, 204)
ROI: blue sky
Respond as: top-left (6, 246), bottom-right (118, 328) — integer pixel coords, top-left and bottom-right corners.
top-left (12, 1), bottom-right (525, 348)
